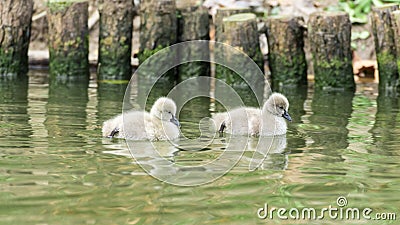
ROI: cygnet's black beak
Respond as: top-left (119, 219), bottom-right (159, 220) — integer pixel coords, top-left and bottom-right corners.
top-left (170, 115), bottom-right (180, 127)
top-left (282, 110), bottom-right (292, 122)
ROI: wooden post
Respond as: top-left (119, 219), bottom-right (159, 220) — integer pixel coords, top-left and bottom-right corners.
top-left (47, 1), bottom-right (89, 79)
top-left (215, 13), bottom-right (264, 85)
top-left (214, 8), bottom-right (250, 42)
top-left (371, 4), bottom-right (399, 91)
top-left (391, 10), bottom-right (400, 87)
top-left (265, 15), bottom-right (307, 89)
top-left (177, 5), bottom-right (210, 80)
top-left (0, 0), bottom-right (34, 76)
top-left (138, 0), bottom-right (177, 81)
top-left (308, 12), bottom-right (355, 91)
top-left (138, 0), bottom-right (177, 64)
top-left (98, 0), bottom-right (134, 80)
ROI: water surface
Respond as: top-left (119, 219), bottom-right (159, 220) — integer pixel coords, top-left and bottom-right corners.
top-left (0, 72), bottom-right (399, 224)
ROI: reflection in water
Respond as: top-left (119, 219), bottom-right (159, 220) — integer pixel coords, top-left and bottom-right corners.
top-left (45, 79), bottom-right (88, 143)
top-left (278, 87), bottom-right (308, 151)
top-left (0, 76), bottom-right (30, 137)
top-left (3, 70), bottom-right (400, 224)
top-left (371, 93), bottom-right (400, 155)
top-left (307, 89), bottom-right (354, 152)
top-left (97, 82), bottom-right (129, 123)
top-left (243, 135), bottom-right (288, 171)
top-left (104, 134), bottom-right (288, 186)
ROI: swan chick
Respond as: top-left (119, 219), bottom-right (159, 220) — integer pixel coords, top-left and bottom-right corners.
top-left (102, 97), bottom-right (180, 141)
top-left (212, 93), bottom-right (291, 136)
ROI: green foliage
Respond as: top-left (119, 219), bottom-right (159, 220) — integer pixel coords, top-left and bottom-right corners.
top-left (333, 0), bottom-right (399, 23)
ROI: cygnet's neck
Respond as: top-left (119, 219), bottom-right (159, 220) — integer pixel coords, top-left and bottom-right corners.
top-left (261, 105), bottom-right (287, 136)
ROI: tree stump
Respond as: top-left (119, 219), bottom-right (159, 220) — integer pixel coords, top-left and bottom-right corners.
top-left (215, 13), bottom-right (264, 85)
top-left (265, 15), bottom-right (307, 89)
top-left (214, 8), bottom-right (250, 42)
top-left (371, 4), bottom-right (399, 91)
top-left (0, 0), bottom-right (34, 76)
top-left (177, 6), bottom-right (210, 80)
top-left (98, 0), bottom-right (134, 80)
top-left (390, 10), bottom-right (400, 84)
top-left (308, 12), bottom-right (355, 91)
top-left (47, 1), bottom-right (89, 79)
top-left (138, 0), bottom-right (177, 64)
top-left (138, 0), bottom-right (177, 80)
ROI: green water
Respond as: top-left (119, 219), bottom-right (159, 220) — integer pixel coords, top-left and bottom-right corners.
top-left (1, 71), bottom-right (399, 224)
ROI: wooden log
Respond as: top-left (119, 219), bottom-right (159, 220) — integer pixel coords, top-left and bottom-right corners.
top-left (390, 10), bottom-right (400, 82)
top-left (308, 12), bottom-right (355, 91)
top-left (138, 0), bottom-right (177, 81)
top-left (215, 13), bottom-right (264, 86)
top-left (177, 5), bottom-right (210, 80)
top-left (265, 15), bottom-right (307, 89)
top-left (47, 1), bottom-right (89, 79)
top-left (138, 0), bottom-right (177, 63)
top-left (214, 7), bottom-right (250, 42)
top-left (0, 0), bottom-right (34, 76)
top-left (371, 4), bottom-right (399, 91)
top-left (98, 0), bottom-right (134, 80)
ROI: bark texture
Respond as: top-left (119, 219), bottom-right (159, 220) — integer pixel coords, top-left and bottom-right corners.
top-left (392, 10), bottom-right (400, 74)
top-left (308, 12), bottom-right (355, 91)
top-left (47, 1), bottom-right (89, 79)
top-left (177, 5), bottom-right (210, 79)
top-left (138, 0), bottom-right (177, 63)
top-left (0, 0), bottom-right (34, 76)
top-left (98, 0), bottom-right (134, 80)
top-left (138, 0), bottom-right (177, 80)
top-left (214, 8), bottom-right (250, 42)
top-left (265, 15), bottom-right (307, 89)
top-left (371, 4), bottom-right (399, 91)
top-left (216, 13), bottom-right (264, 86)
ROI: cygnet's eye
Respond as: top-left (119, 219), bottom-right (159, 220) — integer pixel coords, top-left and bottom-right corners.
top-left (278, 106), bottom-right (284, 110)
top-left (168, 111), bottom-right (171, 114)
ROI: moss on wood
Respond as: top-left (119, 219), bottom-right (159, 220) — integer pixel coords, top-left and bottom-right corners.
top-left (216, 13), bottom-right (264, 86)
top-left (308, 12), bottom-right (355, 91)
top-left (0, 0), bottom-right (33, 76)
top-left (47, 1), bottom-right (89, 79)
top-left (265, 16), bottom-right (307, 89)
top-left (98, 0), bottom-right (134, 80)
top-left (371, 4), bottom-right (399, 91)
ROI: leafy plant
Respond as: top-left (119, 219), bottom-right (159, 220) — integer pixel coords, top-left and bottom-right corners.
top-left (336, 0), bottom-right (400, 23)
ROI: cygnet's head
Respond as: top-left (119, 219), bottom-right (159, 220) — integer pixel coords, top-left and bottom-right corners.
top-left (263, 93), bottom-right (292, 121)
top-left (150, 97), bottom-right (180, 127)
